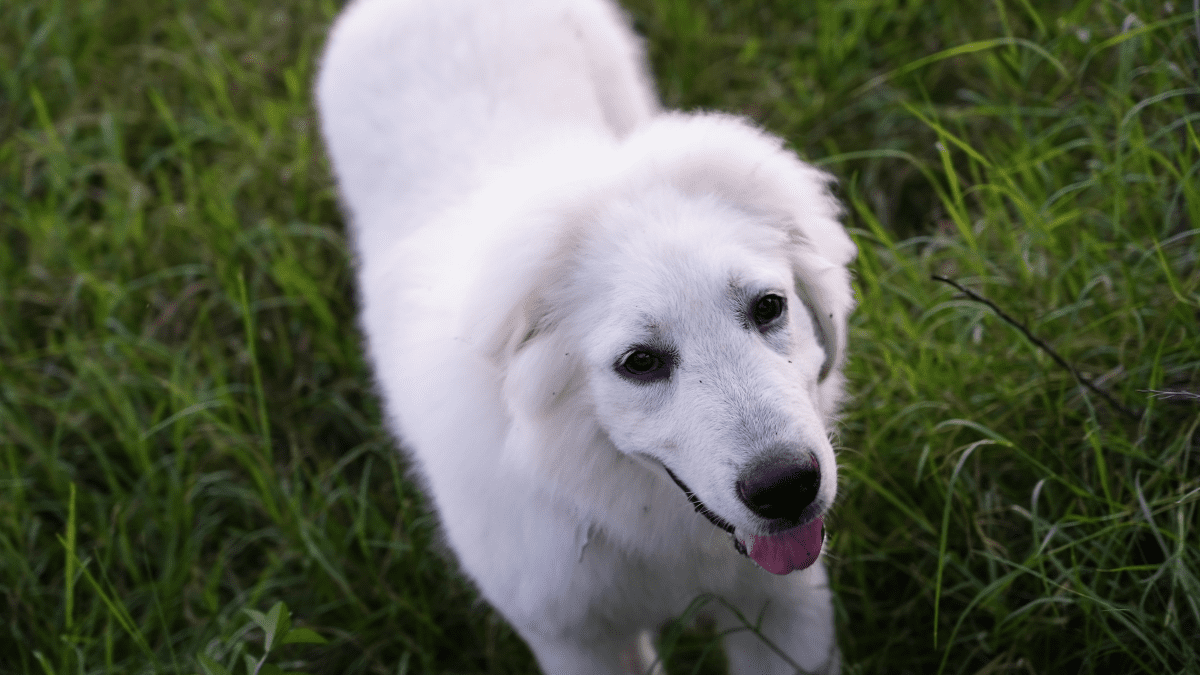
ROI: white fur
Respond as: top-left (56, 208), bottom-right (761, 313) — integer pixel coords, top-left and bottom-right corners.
top-left (316, 1), bottom-right (855, 673)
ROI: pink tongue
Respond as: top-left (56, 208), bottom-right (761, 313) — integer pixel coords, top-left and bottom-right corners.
top-left (745, 517), bottom-right (824, 575)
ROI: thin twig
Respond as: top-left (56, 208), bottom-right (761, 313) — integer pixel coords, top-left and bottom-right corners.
top-left (1139, 389), bottom-right (1200, 402)
top-left (932, 275), bottom-right (1142, 421)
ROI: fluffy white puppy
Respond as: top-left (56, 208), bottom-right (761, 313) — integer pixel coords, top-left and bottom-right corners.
top-left (316, 0), bottom-right (856, 673)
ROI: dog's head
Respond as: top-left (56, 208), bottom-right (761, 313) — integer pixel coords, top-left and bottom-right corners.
top-left (471, 114), bottom-right (855, 574)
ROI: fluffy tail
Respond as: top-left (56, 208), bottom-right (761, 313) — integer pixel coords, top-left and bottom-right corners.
top-left (315, 0), bottom-right (657, 255)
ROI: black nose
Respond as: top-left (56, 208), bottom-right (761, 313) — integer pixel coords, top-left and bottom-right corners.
top-left (736, 452), bottom-right (821, 522)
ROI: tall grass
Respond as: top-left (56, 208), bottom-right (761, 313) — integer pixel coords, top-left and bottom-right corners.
top-left (2, 0), bottom-right (1197, 673)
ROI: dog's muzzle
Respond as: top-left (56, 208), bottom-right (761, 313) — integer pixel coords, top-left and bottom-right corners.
top-left (664, 451), bottom-right (827, 574)
top-left (663, 465), bottom-right (746, 555)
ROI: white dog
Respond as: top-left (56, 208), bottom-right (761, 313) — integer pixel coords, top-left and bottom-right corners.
top-left (316, 0), bottom-right (855, 672)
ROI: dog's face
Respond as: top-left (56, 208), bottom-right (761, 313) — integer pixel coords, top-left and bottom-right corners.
top-left (476, 116), bottom-right (855, 574)
top-left (560, 188), bottom-right (841, 572)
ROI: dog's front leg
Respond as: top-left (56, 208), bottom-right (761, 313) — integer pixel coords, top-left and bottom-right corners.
top-left (519, 628), bottom-right (665, 675)
top-left (718, 561), bottom-right (839, 675)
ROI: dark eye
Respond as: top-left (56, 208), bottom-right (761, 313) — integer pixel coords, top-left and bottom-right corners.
top-left (752, 294), bottom-right (786, 329)
top-left (618, 349), bottom-right (672, 382)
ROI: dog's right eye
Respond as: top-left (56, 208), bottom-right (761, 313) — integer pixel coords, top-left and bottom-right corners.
top-left (618, 349), bottom-right (672, 382)
top-left (752, 294), bottom-right (786, 330)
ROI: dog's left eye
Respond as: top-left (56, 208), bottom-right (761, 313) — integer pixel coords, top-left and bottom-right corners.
top-left (617, 348), bottom-right (672, 382)
top-left (752, 294), bottom-right (786, 328)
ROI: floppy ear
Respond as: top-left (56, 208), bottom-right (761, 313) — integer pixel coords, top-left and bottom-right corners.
top-left (463, 206), bottom-right (601, 473)
top-left (498, 326), bottom-right (601, 471)
top-left (774, 167), bottom-right (854, 422)
top-left (791, 244), bottom-right (854, 384)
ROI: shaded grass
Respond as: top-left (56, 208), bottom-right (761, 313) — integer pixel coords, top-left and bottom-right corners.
top-left (2, 0), bottom-right (1197, 673)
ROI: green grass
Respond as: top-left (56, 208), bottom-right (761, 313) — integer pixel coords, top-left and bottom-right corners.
top-left (2, 0), bottom-right (1197, 673)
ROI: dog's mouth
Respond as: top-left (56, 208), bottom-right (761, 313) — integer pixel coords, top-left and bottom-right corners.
top-left (663, 466), bottom-right (824, 575)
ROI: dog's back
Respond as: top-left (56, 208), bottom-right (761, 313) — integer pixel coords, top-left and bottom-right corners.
top-left (316, 0), bottom-right (658, 257)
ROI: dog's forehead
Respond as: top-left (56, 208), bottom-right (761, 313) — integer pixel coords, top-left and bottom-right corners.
top-left (571, 189), bottom-right (795, 342)
top-left (584, 188), bottom-right (791, 291)
top-left (606, 249), bottom-right (782, 315)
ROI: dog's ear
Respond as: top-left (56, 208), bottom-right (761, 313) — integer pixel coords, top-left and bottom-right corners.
top-left (791, 244), bottom-right (854, 384)
top-left (770, 162), bottom-right (854, 419)
top-left (463, 209), bottom-right (599, 471)
top-left (499, 325), bottom-right (599, 469)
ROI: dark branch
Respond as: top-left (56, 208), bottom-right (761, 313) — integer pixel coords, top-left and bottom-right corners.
top-left (931, 275), bottom-right (1142, 421)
